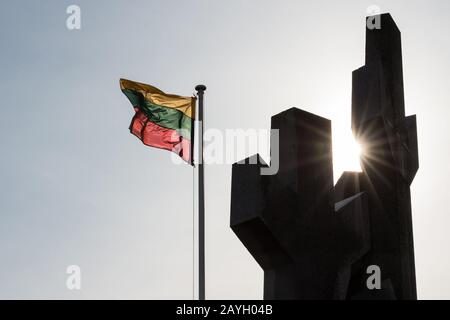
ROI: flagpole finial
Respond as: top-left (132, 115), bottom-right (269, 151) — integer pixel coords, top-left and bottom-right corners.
top-left (195, 84), bottom-right (206, 92)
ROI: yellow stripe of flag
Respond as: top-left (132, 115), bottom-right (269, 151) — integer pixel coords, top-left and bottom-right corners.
top-left (120, 78), bottom-right (195, 119)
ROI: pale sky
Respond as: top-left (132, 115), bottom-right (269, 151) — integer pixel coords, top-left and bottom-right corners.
top-left (0, 0), bottom-right (449, 299)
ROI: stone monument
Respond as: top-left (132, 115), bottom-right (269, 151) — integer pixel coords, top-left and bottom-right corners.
top-left (230, 13), bottom-right (418, 300)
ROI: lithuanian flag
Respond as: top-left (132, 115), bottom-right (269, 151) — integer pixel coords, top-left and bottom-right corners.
top-left (120, 79), bottom-right (196, 164)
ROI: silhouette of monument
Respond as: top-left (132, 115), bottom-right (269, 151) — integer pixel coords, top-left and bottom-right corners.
top-left (230, 13), bottom-right (418, 299)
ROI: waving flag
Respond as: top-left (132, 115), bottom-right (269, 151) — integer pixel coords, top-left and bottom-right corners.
top-left (120, 79), bottom-right (196, 164)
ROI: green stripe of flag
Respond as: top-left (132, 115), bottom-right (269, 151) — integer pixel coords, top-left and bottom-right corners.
top-left (122, 89), bottom-right (192, 134)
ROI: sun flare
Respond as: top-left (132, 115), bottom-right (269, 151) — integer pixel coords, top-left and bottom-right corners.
top-left (332, 128), bottom-right (363, 183)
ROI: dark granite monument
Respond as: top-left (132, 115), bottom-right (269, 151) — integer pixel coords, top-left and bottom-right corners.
top-left (230, 13), bottom-right (418, 299)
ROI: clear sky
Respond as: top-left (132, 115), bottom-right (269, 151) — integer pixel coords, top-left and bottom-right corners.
top-left (0, 0), bottom-right (449, 299)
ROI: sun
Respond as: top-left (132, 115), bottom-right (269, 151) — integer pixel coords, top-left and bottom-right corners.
top-left (332, 128), bottom-right (363, 183)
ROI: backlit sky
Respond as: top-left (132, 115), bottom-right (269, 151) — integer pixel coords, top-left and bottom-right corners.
top-left (0, 0), bottom-right (449, 299)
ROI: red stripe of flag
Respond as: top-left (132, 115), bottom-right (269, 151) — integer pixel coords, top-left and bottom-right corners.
top-left (129, 108), bottom-right (191, 163)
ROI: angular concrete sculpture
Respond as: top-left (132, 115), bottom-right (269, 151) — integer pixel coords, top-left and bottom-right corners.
top-left (230, 13), bottom-right (418, 300)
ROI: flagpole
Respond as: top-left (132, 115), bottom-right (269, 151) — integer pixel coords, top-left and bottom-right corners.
top-left (195, 84), bottom-right (206, 300)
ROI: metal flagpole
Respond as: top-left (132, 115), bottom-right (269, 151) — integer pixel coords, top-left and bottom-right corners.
top-left (195, 84), bottom-right (206, 300)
